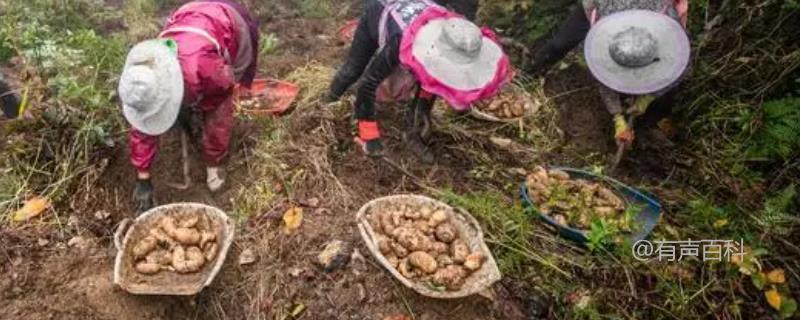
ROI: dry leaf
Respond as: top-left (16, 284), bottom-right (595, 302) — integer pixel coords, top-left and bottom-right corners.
top-left (767, 269), bottom-right (786, 284)
top-left (283, 206), bottom-right (303, 234)
top-left (766, 289), bottom-right (782, 310)
top-left (13, 196), bottom-right (51, 222)
top-left (383, 315), bottom-right (411, 320)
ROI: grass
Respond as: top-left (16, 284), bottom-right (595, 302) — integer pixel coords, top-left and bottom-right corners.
top-left (0, 0), bottom-right (129, 220)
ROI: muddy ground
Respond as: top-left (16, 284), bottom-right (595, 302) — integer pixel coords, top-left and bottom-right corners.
top-left (0, 1), bottom-right (680, 319)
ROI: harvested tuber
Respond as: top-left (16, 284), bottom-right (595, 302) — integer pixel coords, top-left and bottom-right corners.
top-left (429, 241), bottom-right (449, 255)
top-left (434, 223), bottom-right (457, 243)
top-left (199, 231), bottom-right (216, 249)
top-left (432, 265), bottom-right (466, 290)
top-left (428, 210), bottom-right (449, 227)
top-left (395, 227), bottom-right (430, 252)
top-left (391, 242), bottom-right (409, 258)
top-left (161, 217), bottom-right (201, 245)
top-left (408, 251), bottom-right (438, 274)
top-left (179, 216), bottom-right (199, 228)
top-left (436, 254), bottom-right (454, 267)
top-left (145, 249), bottom-right (172, 266)
top-left (133, 235), bottom-right (158, 259)
top-left (172, 246), bottom-right (205, 273)
top-left (203, 242), bottom-right (218, 262)
top-left (377, 237), bottom-right (393, 255)
top-left (463, 252), bottom-right (485, 271)
top-left (398, 258), bottom-right (417, 279)
top-left (451, 240), bottom-right (470, 264)
top-left (135, 262), bottom-right (163, 275)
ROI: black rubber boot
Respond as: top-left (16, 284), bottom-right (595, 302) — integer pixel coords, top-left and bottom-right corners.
top-left (404, 99), bottom-right (435, 164)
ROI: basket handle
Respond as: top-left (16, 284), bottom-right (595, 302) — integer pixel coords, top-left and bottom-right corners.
top-left (114, 218), bottom-right (132, 251)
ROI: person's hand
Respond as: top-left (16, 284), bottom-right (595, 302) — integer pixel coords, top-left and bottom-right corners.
top-left (133, 178), bottom-right (155, 213)
top-left (355, 136), bottom-right (384, 158)
top-left (613, 114), bottom-right (634, 147)
top-left (355, 120), bottom-right (383, 158)
top-left (627, 94), bottom-right (655, 116)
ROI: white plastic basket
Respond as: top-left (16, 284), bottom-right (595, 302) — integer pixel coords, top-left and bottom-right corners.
top-left (113, 203), bottom-right (235, 295)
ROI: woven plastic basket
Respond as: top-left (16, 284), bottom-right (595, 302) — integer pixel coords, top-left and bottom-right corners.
top-left (113, 203), bottom-right (235, 295)
top-left (357, 194), bottom-right (501, 299)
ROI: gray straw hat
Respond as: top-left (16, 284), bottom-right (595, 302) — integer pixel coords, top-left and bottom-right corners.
top-left (584, 10), bottom-right (690, 95)
top-left (119, 39), bottom-right (184, 136)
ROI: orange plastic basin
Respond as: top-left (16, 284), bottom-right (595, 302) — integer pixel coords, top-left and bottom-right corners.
top-left (234, 78), bottom-right (299, 117)
top-left (338, 19), bottom-right (359, 43)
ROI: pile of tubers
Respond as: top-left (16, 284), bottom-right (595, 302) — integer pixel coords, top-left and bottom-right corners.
top-left (367, 203), bottom-right (485, 291)
top-left (131, 214), bottom-right (219, 275)
top-left (475, 91), bottom-right (528, 119)
top-left (526, 166), bottom-right (636, 231)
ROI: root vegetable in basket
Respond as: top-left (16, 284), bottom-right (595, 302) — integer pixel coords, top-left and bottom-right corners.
top-left (432, 265), bottom-right (467, 290)
top-left (131, 213), bottom-right (220, 275)
top-left (408, 251), bottom-right (438, 274)
top-left (135, 262), bottom-right (163, 275)
top-left (368, 203), bottom-right (487, 291)
top-left (133, 236), bottom-right (159, 259)
top-left (477, 92), bottom-right (527, 119)
top-left (463, 252), bottom-right (485, 271)
top-left (434, 223), bottom-right (457, 243)
top-left (161, 217), bottom-right (201, 245)
top-left (525, 166), bottom-right (636, 231)
top-left (172, 246), bottom-right (205, 273)
top-left (451, 240), bottom-right (470, 264)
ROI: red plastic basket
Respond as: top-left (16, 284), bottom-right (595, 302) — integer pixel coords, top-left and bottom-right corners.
top-left (234, 78), bottom-right (299, 117)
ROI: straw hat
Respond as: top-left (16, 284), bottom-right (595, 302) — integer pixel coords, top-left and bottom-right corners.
top-left (400, 8), bottom-right (509, 109)
top-left (119, 39), bottom-right (184, 136)
top-left (584, 10), bottom-right (690, 95)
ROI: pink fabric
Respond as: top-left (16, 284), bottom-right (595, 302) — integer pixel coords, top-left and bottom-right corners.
top-left (129, 2), bottom-right (243, 173)
top-left (399, 7), bottom-right (510, 110)
top-left (129, 94), bottom-right (234, 173)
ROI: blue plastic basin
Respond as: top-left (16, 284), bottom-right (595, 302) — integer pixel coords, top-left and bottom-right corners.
top-left (519, 167), bottom-right (662, 244)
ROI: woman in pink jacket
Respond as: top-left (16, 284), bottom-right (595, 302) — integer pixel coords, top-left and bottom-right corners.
top-left (118, 0), bottom-right (259, 212)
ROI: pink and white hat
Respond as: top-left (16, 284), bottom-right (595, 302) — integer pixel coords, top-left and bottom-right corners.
top-left (399, 7), bottom-right (510, 110)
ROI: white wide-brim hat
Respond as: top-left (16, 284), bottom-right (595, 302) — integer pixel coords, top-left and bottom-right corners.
top-left (584, 10), bottom-right (690, 95)
top-left (400, 8), bottom-right (509, 109)
top-left (119, 39), bottom-right (184, 136)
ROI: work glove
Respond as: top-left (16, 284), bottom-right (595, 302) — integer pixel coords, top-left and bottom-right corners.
top-left (613, 114), bottom-right (634, 147)
top-left (133, 178), bottom-right (155, 213)
top-left (403, 131), bottom-right (435, 164)
top-left (207, 167), bottom-right (225, 192)
top-left (354, 120), bottom-right (384, 158)
top-left (627, 94), bottom-right (655, 116)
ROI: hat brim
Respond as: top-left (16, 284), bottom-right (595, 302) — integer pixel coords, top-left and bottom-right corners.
top-left (121, 39), bottom-right (184, 136)
top-left (584, 10), bottom-right (690, 95)
top-left (400, 7), bottom-right (509, 109)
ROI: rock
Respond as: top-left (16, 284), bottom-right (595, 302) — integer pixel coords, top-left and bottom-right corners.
top-left (37, 238), bottom-right (49, 247)
top-left (67, 236), bottom-right (90, 250)
top-left (302, 197), bottom-right (320, 207)
top-left (489, 136), bottom-right (513, 148)
top-left (93, 210), bottom-right (111, 220)
top-left (67, 215), bottom-right (80, 228)
top-left (239, 248), bottom-right (257, 265)
top-left (316, 240), bottom-right (352, 272)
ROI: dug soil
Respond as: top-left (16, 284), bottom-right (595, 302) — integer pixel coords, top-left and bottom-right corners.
top-left (0, 1), bottom-right (674, 319)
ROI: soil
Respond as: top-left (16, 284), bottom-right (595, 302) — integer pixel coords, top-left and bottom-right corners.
top-left (0, 1), bottom-right (674, 319)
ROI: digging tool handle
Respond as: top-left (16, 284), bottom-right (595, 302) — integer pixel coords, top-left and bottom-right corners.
top-left (114, 218), bottom-right (133, 251)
